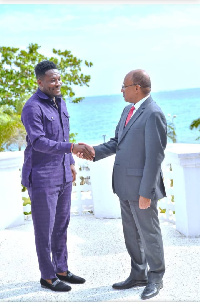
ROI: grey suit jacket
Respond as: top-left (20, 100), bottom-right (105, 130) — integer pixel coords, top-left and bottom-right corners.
top-left (94, 96), bottom-right (167, 201)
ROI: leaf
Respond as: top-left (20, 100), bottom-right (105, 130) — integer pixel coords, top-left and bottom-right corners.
top-left (22, 197), bottom-right (31, 206)
top-left (190, 118), bottom-right (200, 130)
top-left (190, 118), bottom-right (200, 140)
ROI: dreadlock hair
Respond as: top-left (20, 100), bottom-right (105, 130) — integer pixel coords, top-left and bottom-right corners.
top-left (35, 60), bottom-right (58, 79)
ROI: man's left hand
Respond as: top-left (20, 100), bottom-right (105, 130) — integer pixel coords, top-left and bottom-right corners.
top-left (70, 164), bottom-right (77, 182)
top-left (139, 196), bottom-right (151, 209)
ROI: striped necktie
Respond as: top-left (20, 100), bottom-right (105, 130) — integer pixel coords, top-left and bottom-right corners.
top-left (125, 105), bottom-right (135, 126)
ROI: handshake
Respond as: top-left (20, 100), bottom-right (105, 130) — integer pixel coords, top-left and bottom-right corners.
top-left (72, 143), bottom-right (95, 161)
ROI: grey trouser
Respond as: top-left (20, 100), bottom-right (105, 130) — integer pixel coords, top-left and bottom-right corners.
top-left (120, 199), bottom-right (165, 283)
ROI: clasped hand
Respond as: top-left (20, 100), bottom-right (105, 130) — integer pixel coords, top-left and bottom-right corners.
top-left (72, 143), bottom-right (95, 161)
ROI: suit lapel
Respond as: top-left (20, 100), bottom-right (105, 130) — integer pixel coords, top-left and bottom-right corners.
top-left (118, 96), bottom-right (153, 144)
top-left (118, 105), bottom-right (132, 141)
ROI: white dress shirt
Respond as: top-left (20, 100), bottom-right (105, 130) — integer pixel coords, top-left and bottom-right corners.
top-left (128, 94), bottom-right (150, 120)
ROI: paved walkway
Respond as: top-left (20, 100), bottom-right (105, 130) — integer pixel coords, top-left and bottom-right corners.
top-left (0, 214), bottom-right (200, 303)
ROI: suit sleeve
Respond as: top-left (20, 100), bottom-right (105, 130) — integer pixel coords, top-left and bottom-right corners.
top-left (139, 111), bottom-right (167, 199)
top-left (93, 108), bottom-right (126, 161)
top-left (21, 105), bottom-right (72, 154)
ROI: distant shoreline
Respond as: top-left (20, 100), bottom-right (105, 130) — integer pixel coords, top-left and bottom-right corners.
top-left (70, 87), bottom-right (200, 100)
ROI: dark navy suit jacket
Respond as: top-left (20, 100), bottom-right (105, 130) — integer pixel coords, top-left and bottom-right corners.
top-left (21, 88), bottom-right (75, 188)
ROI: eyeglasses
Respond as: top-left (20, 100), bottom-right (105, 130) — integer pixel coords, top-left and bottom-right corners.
top-left (121, 83), bottom-right (141, 89)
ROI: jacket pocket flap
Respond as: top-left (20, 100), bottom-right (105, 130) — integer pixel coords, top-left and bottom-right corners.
top-left (63, 111), bottom-right (70, 118)
top-left (126, 168), bottom-right (144, 176)
top-left (45, 114), bottom-right (55, 121)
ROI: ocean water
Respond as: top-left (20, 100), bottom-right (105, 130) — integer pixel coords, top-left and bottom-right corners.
top-left (67, 88), bottom-right (200, 145)
top-left (6, 87), bottom-right (200, 152)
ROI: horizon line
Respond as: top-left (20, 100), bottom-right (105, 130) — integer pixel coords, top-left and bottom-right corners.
top-left (69, 86), bottom-right (200, 100)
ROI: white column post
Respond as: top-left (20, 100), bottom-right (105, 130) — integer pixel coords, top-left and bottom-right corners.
top-left (165, 144), bottom-right (200, 237)
top-left (0, 151), bottom-right (24, 230)
top-left (90, 155), bottom-right (121, 218)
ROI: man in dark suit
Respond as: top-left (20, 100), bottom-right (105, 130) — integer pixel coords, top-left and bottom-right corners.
top-left (78, 69), bottom-right (167, 300)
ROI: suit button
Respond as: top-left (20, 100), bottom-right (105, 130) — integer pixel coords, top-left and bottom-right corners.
top-left (64, 139), bottom-right (66, 142)
top-left (51, 116), bottom-right (54, 119)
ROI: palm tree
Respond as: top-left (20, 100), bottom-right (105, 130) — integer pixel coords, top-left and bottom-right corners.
top-left (0, 102), bottom-right (26, 151)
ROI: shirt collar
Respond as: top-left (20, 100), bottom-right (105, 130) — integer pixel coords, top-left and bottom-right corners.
top-left (134, 94), bottom-right (150, 110)
top-left (36, 88), bottom-right (50, 100)
top-left (36, 88), bottom-right (62, 103)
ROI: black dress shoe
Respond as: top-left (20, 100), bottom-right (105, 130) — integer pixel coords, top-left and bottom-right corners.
top-left (112, 276), bottom-right (148, 290)
top-left (56, 270), bottom-right (86, 284)
top-left (141, 281), bottom-right (163, 300)
top-left (40, 278), bottom-right (71, 292)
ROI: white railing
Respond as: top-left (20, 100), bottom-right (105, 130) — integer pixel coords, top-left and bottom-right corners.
top-left (22, 158), bottom-right (94, 217)
top-left (0, 151), bottom-right (24, 229)
top-left (161, 143), bottom-right (200, 237)
top-left (1, 143), bottom-right (200, 237)
top-left (158, 161), bottom-right (176, 224)
top-left (73, 151), bottom-right (178, 224)
top-left (71, 155), bottom-right (121, 218)
top-left (71, 159), bottom-right (93, 215)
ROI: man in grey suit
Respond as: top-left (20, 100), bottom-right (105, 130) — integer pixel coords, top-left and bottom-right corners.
top-left (78, 69), bottom-right (167, 300)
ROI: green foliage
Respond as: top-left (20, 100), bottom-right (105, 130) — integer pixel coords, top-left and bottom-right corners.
top-left (0, 43), bottom-right (93, 151)
top-left (159, 207), bottom-right (166, 214)
top-left (50, 48), bottom-right (93, 104)
top-left (0, 43), bottom-right (93, 108)
top-left (0, 44), bottom-right (43, 109)
top-left (69, 132), bottom-right (78, 143)
top-left (22, 196), bottom-right (31, 206)
top-left (190, 118), bottom-right (200, 140)
top-left (167, 115), bottom-right (177, 143)
top-left (167, 124), bottom-right (177, 143)
top-left (21, 185), bottom-right (27, 192)
top-left (5, 127), bottom-right (27, 151)
top-left (0, 104), bottom-right (25, 151)
top-left (22, 187), bottom-right (31, 215)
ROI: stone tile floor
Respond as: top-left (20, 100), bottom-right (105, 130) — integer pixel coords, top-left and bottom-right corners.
top-left (0, 214), bottom-right (200, 303)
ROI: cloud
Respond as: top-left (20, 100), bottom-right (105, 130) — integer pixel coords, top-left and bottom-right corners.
top-left (136, 7), bottom-right (200, 29)
top-left (0, 9), bottom-right (77, 33)
top-left (1, 3), bottom-right (200, 95)
top-left (1, 4), bottom-right (200, 37)
top-left (77, 5), bottom-right (200, 35)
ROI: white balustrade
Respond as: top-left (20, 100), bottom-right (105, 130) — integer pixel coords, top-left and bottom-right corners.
top-left (158, 161), bottom-right (176, 223)
top-left (0, 151), bottom-right (24, 229)
top-left (1, 144), bottom-right (200, 237)
top-left (89, 155), bottom-right (121, 218)
top-left (71, 155), bottom-right (121, 218)
top-left (71, 158), bottom-right (93, 215)
top-left (161, 143), bottom-right (200, 237)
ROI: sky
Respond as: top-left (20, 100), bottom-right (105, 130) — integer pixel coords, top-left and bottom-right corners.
top-left (0, 1), bottom-right (200, 97)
